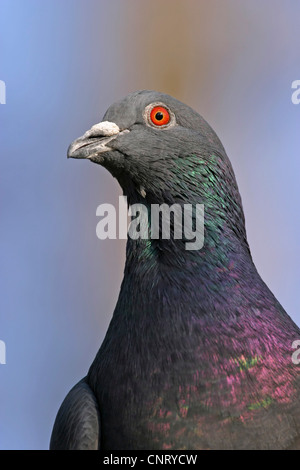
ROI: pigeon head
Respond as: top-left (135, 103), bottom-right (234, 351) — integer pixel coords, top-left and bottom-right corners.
top-left (68, 91), bottom-right (225, 197)
top-left (68, 90), bottom-right (249, 253)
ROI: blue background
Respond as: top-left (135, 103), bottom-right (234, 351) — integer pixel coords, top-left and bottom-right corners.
top-left (1, 0), bottom-right (299, 449)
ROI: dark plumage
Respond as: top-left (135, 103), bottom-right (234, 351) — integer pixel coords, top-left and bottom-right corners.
top-left (50, 90), bottom-right (300, 450)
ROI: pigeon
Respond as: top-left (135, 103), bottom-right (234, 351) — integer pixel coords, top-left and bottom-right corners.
top-left (50, 90), bottom-right (300, 450)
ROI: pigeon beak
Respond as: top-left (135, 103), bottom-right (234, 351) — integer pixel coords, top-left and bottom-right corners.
top-left (67, 121), bottom-right (129, 160)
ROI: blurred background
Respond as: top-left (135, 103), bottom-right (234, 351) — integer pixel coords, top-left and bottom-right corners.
top-left (1, 0), bottom-right (299, 449)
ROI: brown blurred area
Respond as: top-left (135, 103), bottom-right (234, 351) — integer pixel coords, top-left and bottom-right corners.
top-left (118, 0), bottom-right (214, 104)
top-left (115, 0), bottom-right (296, 113)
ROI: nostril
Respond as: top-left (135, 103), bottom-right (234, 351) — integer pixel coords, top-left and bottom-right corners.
top-left (84, 121), bottom-right (120, 138)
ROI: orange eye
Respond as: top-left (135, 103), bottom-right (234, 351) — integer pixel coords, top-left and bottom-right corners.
top-left (150, 106), bottom-right (170, 126)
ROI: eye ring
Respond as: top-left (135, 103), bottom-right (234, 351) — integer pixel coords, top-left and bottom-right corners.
top-left (144, 102), bottom-right (176, 129)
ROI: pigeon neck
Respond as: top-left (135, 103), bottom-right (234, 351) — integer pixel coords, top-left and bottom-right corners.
top-left (122, 193), bottom-right (253, 273)
top-left (109, 231), bottom-right (258, 330)
top-left (125, 230), bottom-right (253, 277)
